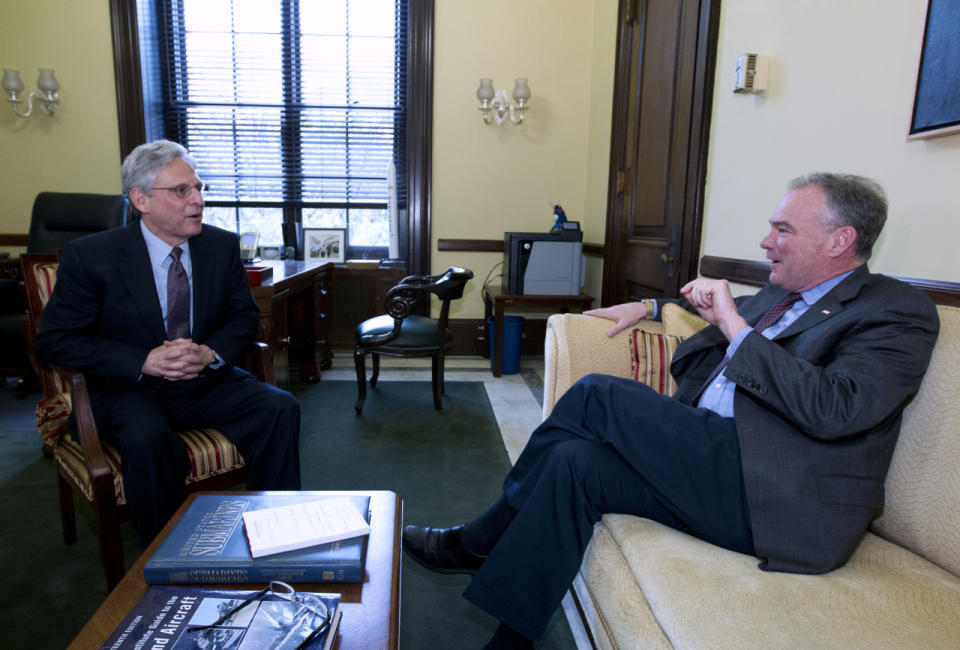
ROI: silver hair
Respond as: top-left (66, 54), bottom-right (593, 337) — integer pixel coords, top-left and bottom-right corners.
top-left (120, 140), bottom-right (197, 195)
top-left (789, 172), bottom-right (887, 261)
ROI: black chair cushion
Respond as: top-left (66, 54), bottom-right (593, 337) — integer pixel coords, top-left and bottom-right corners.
top-left (357, 314), bottom-right (453, 351)
top-left (28, 192), bottom-right (128, 253)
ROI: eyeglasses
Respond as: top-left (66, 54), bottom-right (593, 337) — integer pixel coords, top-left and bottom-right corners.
top-left (186, 580), bottom-right (330, 649)
top-left (152, 182), bottom-right (209, 199)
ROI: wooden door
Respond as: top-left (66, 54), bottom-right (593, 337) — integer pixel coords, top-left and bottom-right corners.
top-left (602, 0), bottom-right (721, 304)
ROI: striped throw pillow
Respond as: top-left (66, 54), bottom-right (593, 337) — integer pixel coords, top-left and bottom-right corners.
top-left (629, 330), bottom-right (685, 396)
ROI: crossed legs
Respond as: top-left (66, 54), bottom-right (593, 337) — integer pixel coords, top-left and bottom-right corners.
top-left (404, 373), bottom-right (754, 646)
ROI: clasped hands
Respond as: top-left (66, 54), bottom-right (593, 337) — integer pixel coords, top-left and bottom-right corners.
top-left (141, 338), bottom-right (217, 381)
top-left (586, 278), bottom-right (749, 341)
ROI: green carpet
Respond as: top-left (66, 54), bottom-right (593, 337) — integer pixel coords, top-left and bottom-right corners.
top-left (0, 380), bottom-right (576, 649)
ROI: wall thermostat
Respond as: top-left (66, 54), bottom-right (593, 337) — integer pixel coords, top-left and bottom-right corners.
top-left (734, 53), bottom-right (768, 93)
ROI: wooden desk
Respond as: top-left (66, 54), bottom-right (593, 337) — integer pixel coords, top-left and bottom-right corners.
top-left (68, 490), bottom-right (402, 650)
top-left (249, 261), bottom-right (333, 387)
top-left (326, 265), bottom-right (407, 349)
top-left (485, 289), bottom-right (594, 376)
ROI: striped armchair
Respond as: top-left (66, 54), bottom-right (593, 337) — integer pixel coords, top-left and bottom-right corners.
top-left (21, 253), bottom-right (270, 591)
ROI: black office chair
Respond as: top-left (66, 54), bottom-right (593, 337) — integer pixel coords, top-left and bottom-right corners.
top-left (27, 191), bottom-right (130, 252)
top-left (354, 267), bottom-right (473, 413)
top-left (0, 192), bottom-right (128, 395)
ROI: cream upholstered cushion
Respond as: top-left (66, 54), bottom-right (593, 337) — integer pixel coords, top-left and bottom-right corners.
top-left (580, 516), bottom-right (960, 650)
top-left (543, 314), bottom-right (662, 418)
top-left (574, 523), bottom-right (673, 650)
top-left (661, 302), bottom-right (709, 337)
top-left (871, 304), bottom-right (960, 577)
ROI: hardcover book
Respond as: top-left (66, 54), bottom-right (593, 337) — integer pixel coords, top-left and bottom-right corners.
top-left (144, 494), bottom-right (371, 584)
top-left (100, 585), bottom-right (341, 650)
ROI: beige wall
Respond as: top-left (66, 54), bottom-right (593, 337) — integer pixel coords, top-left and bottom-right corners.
top-left (704, 0), bottom-right (960, 284)
top-left (432, 0), bottom-right (617, 318)
top-left (0, 1), bottom-right (121, 257)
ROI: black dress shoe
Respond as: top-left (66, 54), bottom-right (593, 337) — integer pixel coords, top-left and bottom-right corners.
top-left (402, 524), bottom-right (487, 575)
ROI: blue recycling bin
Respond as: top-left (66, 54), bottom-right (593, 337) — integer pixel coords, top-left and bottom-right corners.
top-left (488, 315), bottom-right (524, 375)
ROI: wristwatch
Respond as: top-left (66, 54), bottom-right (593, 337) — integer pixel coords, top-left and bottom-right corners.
top-left (642, 298), bottom-right (655, 318)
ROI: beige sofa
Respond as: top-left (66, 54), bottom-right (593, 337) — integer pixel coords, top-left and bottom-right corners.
top-left (543, 304), bottom-right (960, 649)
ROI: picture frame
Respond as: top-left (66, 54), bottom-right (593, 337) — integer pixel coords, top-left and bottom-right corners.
top-left (908, 0), bottom-right (960, 140)
top-left (303, 228), bottom-right (346, 264)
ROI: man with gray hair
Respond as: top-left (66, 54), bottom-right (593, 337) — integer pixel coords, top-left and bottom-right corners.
top-left (403, 173), bottom-right (939, 649)
top-left (36, 140), bottom-right (301, 544)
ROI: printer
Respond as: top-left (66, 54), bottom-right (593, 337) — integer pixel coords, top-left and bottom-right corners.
top-left (503, 228), bottom-right (585, 295)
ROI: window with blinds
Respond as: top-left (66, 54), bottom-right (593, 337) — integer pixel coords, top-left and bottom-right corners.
top-left (152, 0), bottom-right (408, 255)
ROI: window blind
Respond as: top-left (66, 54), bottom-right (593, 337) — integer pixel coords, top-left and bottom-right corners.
top-left (154, 0), bottom-right (408, 249)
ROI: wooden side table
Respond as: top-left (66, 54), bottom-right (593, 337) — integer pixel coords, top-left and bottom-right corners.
top-left (485, 288), bottom-right (593, 376)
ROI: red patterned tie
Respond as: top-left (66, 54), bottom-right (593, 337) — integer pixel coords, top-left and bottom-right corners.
top-left (687, 292), bottom-right (802, 405)
top-left (166, 246), bottom-right (191, 340)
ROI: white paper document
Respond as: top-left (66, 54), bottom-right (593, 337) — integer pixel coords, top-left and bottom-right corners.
top-left (242, 497), bottom-right (371, 559)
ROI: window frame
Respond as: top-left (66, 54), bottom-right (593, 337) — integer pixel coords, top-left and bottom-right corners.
top-left (108, 0), bottom-right (433, 273)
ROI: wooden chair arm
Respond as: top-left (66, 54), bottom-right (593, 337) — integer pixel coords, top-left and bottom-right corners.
top-left (356, 285), bottom-right (423, 348)
top-left (51, 364), bottom-right (115, 495)
top-left (245, 341), bottom-right (276, 386)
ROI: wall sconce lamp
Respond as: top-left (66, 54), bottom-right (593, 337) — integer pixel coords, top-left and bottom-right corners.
top-left (2, 68), bottom-right (60, 118)
top-left (477, 78), bottom-right (531, 125)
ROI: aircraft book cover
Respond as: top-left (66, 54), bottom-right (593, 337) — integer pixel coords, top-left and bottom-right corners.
top-left (100, 585), bottom-right (341, 650)
top-left (144, 494), bottom-right (371, 584)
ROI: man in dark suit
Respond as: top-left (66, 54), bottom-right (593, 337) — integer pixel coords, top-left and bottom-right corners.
top-left (35, 140), bottom-right (301, 544)
top-left (402, 173), bottom-right (940, 649)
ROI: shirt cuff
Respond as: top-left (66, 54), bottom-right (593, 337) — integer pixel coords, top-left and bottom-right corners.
top-left (725, 326), bottom-right (754, 358)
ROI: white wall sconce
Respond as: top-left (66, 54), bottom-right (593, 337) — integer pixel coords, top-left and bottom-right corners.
top-left (2, 68), bottom-right (60, 118)
top-left (477, 78), bottom-right (531, 125)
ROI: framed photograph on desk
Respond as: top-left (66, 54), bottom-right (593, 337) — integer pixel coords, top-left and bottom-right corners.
top-left (304, 228), bottom-right (345, 264)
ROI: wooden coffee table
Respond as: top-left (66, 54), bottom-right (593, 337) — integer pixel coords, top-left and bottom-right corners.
top-left (68, 490), bottom-right (402, 650)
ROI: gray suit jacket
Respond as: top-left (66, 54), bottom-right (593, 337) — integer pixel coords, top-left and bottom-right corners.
top-left (669, 266), bottom-right (939, 573)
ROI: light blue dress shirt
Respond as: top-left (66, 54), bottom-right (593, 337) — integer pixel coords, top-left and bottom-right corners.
top-left (139, 221), bottom-right (224, 371)
top-left (140, 220), bottom-right (194, 334)
top-left (696, 271), bottom-right (854, 417)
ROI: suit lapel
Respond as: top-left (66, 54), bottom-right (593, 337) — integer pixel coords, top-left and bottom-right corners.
top-left (117, 221), bottom-right (166, 341)
top-left (775, 265), bottom-right (870, 339)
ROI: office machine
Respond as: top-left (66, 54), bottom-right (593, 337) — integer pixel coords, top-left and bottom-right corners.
top-left (239, 232), bottom-right (259, 262)
top-left (503, 229), bottom-right (584, 295)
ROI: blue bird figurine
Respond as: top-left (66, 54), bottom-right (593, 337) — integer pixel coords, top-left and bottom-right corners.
top-left (550, 203), bottom-right (567, 232)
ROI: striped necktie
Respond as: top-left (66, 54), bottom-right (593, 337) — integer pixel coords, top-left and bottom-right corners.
top-left (166, 246), bottom-right (190, 340)
top-left (687, 292), bottom-right (802, 405)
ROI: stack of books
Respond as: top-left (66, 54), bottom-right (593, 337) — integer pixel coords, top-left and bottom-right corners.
top-left (101, 493), bottom-right (372, 649)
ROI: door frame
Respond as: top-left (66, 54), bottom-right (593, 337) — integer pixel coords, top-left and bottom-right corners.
top-left (601, 0), bottom-right (722, 306)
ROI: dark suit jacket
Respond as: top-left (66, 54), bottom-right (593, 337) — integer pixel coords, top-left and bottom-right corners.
top-left (668, 266), bottom-right (939, 574)
top-left (34, 220), bottom-right (259, 393)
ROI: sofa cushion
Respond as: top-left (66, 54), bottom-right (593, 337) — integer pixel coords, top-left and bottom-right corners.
top-left (629, 330), bottom-right (685, 396)
top-left (661, 303), bottom-right (708, 337)
top-left (871, 304), bottom-right (960, 577)
top-left (592, 515), bottom-right (960, 649)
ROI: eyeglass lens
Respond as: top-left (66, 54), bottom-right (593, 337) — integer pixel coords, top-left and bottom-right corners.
top-left (174, 182), bottom-right (207, 198)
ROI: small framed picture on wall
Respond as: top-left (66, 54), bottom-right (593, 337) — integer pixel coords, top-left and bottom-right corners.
top-left (303, 228), bottom-right (346, 264)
